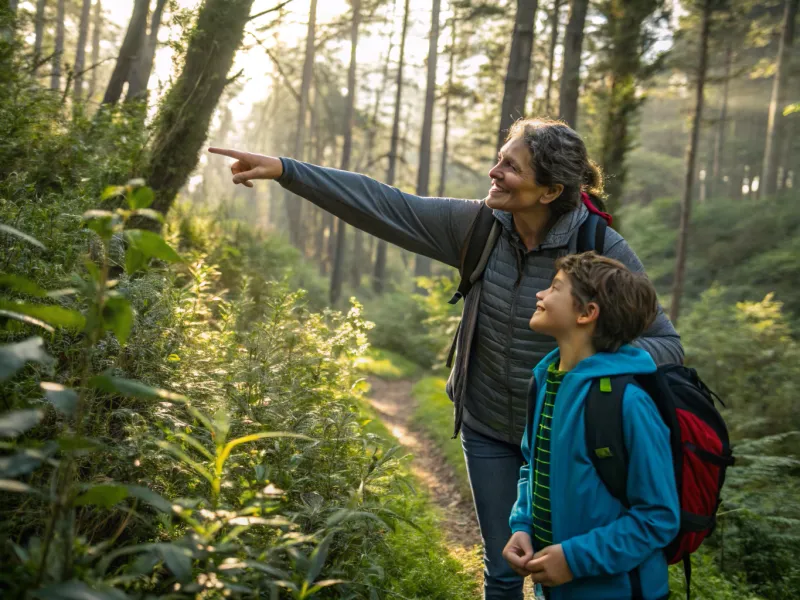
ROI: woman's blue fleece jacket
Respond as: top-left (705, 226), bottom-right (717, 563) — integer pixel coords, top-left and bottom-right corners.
top-left (509, 345), bottom-right (680, 600)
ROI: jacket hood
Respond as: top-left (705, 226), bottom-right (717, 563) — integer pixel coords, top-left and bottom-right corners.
top-left (533, 344), bottom-right (657, 388)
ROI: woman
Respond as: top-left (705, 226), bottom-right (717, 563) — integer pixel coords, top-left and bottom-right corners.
top-left (209, 118), bottom-right (683, 600)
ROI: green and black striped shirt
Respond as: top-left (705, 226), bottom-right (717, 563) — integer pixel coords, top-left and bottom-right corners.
top-left (532, 361), bottom-right (566, 548)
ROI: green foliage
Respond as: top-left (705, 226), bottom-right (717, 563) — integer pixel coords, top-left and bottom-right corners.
top-left (355, 347), bottom-right (422, 381)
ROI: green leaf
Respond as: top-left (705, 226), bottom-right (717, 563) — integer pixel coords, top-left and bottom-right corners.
top-left (89, 373), bottom-right (188, 402)
top-left (0, 300), bottom-right (85, 330)
top-left (130, 187), bottom-right (155, 210)
top-left (57, 435), bottom-right (104, 454)
top-left (34, 580), bottom-right (130, 600)
top-left (101, 186), bottom-right (126, 201)
top-left (0, 479), bottom-right (35, 494)
top-left (0, 452), bottom-right (43, 477)
top-left (0, 337), bottom-right (53, 381)
top-left (82, 210), bottom-right (116, 240)
top-left (125, 246), bottom-right (146, 274)
top-left (102, 295), bottom-right (134, 344)
top-left (306, 533), bottom-right (334, 585)
top-left (155, 544), bottom-right (193, 582)
top-left (132, 208), bottom-right (164, 223)
top-left (156, 440), bottom-right (213, 483)
top-left (124, 484), bottom-right (173, 513)
top-left (0, 309), bottom-right (55, 333)
top-left (41, 382), bottom-right (78, 416)
top-left (0, 274), bottom-right (48, 297)
top-left (0, 409), bottom-right (43, 438)
top-left (75, 484), bottom-right (129, 508)
top-left (125, 230), bottom-right (181, 263)
top-left (0, 224), bottom-right (46, 250)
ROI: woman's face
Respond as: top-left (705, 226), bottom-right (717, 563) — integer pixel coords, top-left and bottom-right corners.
top-left (486, 136), bottom-right (555, 212)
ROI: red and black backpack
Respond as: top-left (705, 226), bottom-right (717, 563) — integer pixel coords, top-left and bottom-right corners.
top-left (584, 365), bottom-right (735, 600)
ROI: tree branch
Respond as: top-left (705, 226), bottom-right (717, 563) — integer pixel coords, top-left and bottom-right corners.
top-left (248, 0), bottom-right (294, 22)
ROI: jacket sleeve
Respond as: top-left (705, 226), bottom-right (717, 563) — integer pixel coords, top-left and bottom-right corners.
top-left (561, 386), bottom-right (680, 578)
top-left (603, 230), bottom-right (684, 365)
top-left (277, 158), bottom-right (482, 268)
top-left (509, 377), bottom-right (536, 535)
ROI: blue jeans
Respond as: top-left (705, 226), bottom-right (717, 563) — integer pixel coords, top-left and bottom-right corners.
top-left (461, 422), bottom-right (526, 600)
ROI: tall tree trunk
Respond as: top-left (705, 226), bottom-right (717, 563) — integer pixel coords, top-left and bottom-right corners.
top-left (544, 0), bottom-right (562, 115)
top-left (102, 0), bottom-right (149, 105)
top-left (285, 0), bottom-right (317, 247)
top-left (709, 38), bottom-right (732, 201)
top-left (497, 0), bottom-right (538, 152)
top-left (87, 0), bottom-right (101, 102)
top-left (760, 0), bottom-right (798, 198)
top-left (50, 0), bottom-right (65, 91)
top-left (73, 0), bottom-right (92, 103)
top-left (330, 0), bottom-right (361, 305)
top-left (439, 14), bottom-right (457, 198)
top-left (147, 0), bottom-right (255, 218)
top-left (670, 0), bottom-right (712, 325)
top-left (413, 0), bottom-right (442, 287)
top-left (374, 0), bottom-right (410, 294)
top-left (126, 0), bottom-right (168, 102)
top-left (33, 0), bottom-right (47, 66)
top-left (558, 0), bottom-right (588, 128)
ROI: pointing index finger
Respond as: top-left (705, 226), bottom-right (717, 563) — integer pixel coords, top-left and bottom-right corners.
top-left (208, 147), bottom-right (253, 161)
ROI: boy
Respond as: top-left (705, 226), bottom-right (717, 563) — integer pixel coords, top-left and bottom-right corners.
top-left (502, 252), bottom-right (680, 600)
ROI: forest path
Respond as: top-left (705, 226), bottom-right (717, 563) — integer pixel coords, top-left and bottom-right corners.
top-left (367, 377), bottom-right (535, 599)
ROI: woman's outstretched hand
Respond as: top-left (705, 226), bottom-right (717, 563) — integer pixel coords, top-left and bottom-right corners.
top-left (207, 148), bottom-right (283, 188)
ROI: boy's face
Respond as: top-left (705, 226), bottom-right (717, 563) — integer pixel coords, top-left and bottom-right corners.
top-left (530, 270), bottom-right (595, 337)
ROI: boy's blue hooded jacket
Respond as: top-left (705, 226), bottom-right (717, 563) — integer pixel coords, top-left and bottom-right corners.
top-left (509, 345), bottom-right (680, 600)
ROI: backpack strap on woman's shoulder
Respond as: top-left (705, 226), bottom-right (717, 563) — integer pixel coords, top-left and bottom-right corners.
top-left (448, 201), bottom-right (500, 305)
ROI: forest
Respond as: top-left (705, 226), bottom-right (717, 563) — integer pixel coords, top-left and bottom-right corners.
top-left (0, 0), bottom-right (799, 598)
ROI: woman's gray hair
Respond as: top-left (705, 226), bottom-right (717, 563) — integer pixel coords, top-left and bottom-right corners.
top-left (506, 118), bottom-right (606, 220)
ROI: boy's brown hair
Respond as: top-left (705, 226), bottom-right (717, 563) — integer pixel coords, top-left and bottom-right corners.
top-left (555, 251), bottom-right (659, 353)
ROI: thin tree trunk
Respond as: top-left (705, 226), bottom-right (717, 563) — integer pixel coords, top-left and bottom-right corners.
top-left (87, 0), bottom-right (101, 102)
top-left (439, 15), bottom-right (457, 198)
top-left (413, 0), bottom-right (442, 287)
top-left (126, 0), bottom-right (168, 102)
top-left (73, 0), bottom-right (92, 103)
top-left (544, 0), bottom-right (562, 115)
top-left (709, 38), bottom-right (732, 200)
top-left (497, 0), bottom-right (538, 152)
top-left (285, 0), bottom-right (317, 247)
top-left (147, 0), bottom-right (255, 219)
top-left (760, 0), bottom-right (798, 198)
top-left (102, 0), bottom-right (149, 105)
top-left (374, 0), bottom-right (410, 294)
top-left (50, 0), bottom-right (65, 91)
top-left (33, 0), bottom-right (47, 66)
top-left (670, 0), bottom-right (712, 325)
top-left (330, 0), bottom-right (360, 305)
top-left (558, 0), bottom-right (588, 128)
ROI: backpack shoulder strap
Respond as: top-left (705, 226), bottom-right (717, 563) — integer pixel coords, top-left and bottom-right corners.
top-left (577, 212), bottom-right (608, 255)
top-left (448, 201), bottom-right (498, 305)
top-left (585, 374), bottom-right (634, 507)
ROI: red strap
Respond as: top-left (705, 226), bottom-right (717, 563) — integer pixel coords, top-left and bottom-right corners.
top-left (581, 191), bottom-right (613, 226)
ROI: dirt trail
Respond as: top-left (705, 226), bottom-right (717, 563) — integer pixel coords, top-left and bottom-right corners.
top-left (367, 377), bottom-right (535, 599)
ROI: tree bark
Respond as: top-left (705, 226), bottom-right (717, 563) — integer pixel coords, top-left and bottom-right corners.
top-left (670, 0), bottom-right (712, 325)
top-left (87, 0), bottom-right (101, 102)
top-left (497, 0), bottom-right (538, 152)
top-left (439, 14), bottom-right (457, 198)
top-left (709, 38), bottom-right (732, 201)
top-left (73, 0), bottom-right (92, 103)
top-left (126, 0), bottom-right (168, 102)
top-left (285, 0), bottom-right (317, 247)
top-left (374, 0), bottom-right (410, 294)
top-left (147, 0), bottom-right (255, 218)
top-left (330, 0), bottom-right (360, 305)
top-left (33, 0), bottom-right (47, 66)
top-left (558, 0), bottom-right (588, 128)
top-left (50, 0), bottom-right (65, 91)
top-left (760, 0), bottom-right (798, 198)
top-left (413, 0), bottom-right (442, 287)
top-left (102, 0), bottom-right (149, 105)
top-left (544, 0), bottom-right (562, 115)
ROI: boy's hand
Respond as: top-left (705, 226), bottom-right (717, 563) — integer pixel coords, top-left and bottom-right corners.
top-left (502, 531), bottom-right (535, 577)
top-left (525, 544), bottom-right (574, 587)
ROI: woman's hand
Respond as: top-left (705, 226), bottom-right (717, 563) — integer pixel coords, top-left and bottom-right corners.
top-left (502, 531), bottom-right (536, 577)
top-left (207, 147), bottom-right (284, 188)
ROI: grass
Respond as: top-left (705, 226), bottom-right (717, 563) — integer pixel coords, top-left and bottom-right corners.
top-left (355, 347), bottom-right (422, 380)
top-left (411, 376), bottom-right (472, 500)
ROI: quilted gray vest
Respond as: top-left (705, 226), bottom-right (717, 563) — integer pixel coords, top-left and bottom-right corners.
top-left (461, 207), bottom-right (590, 444)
